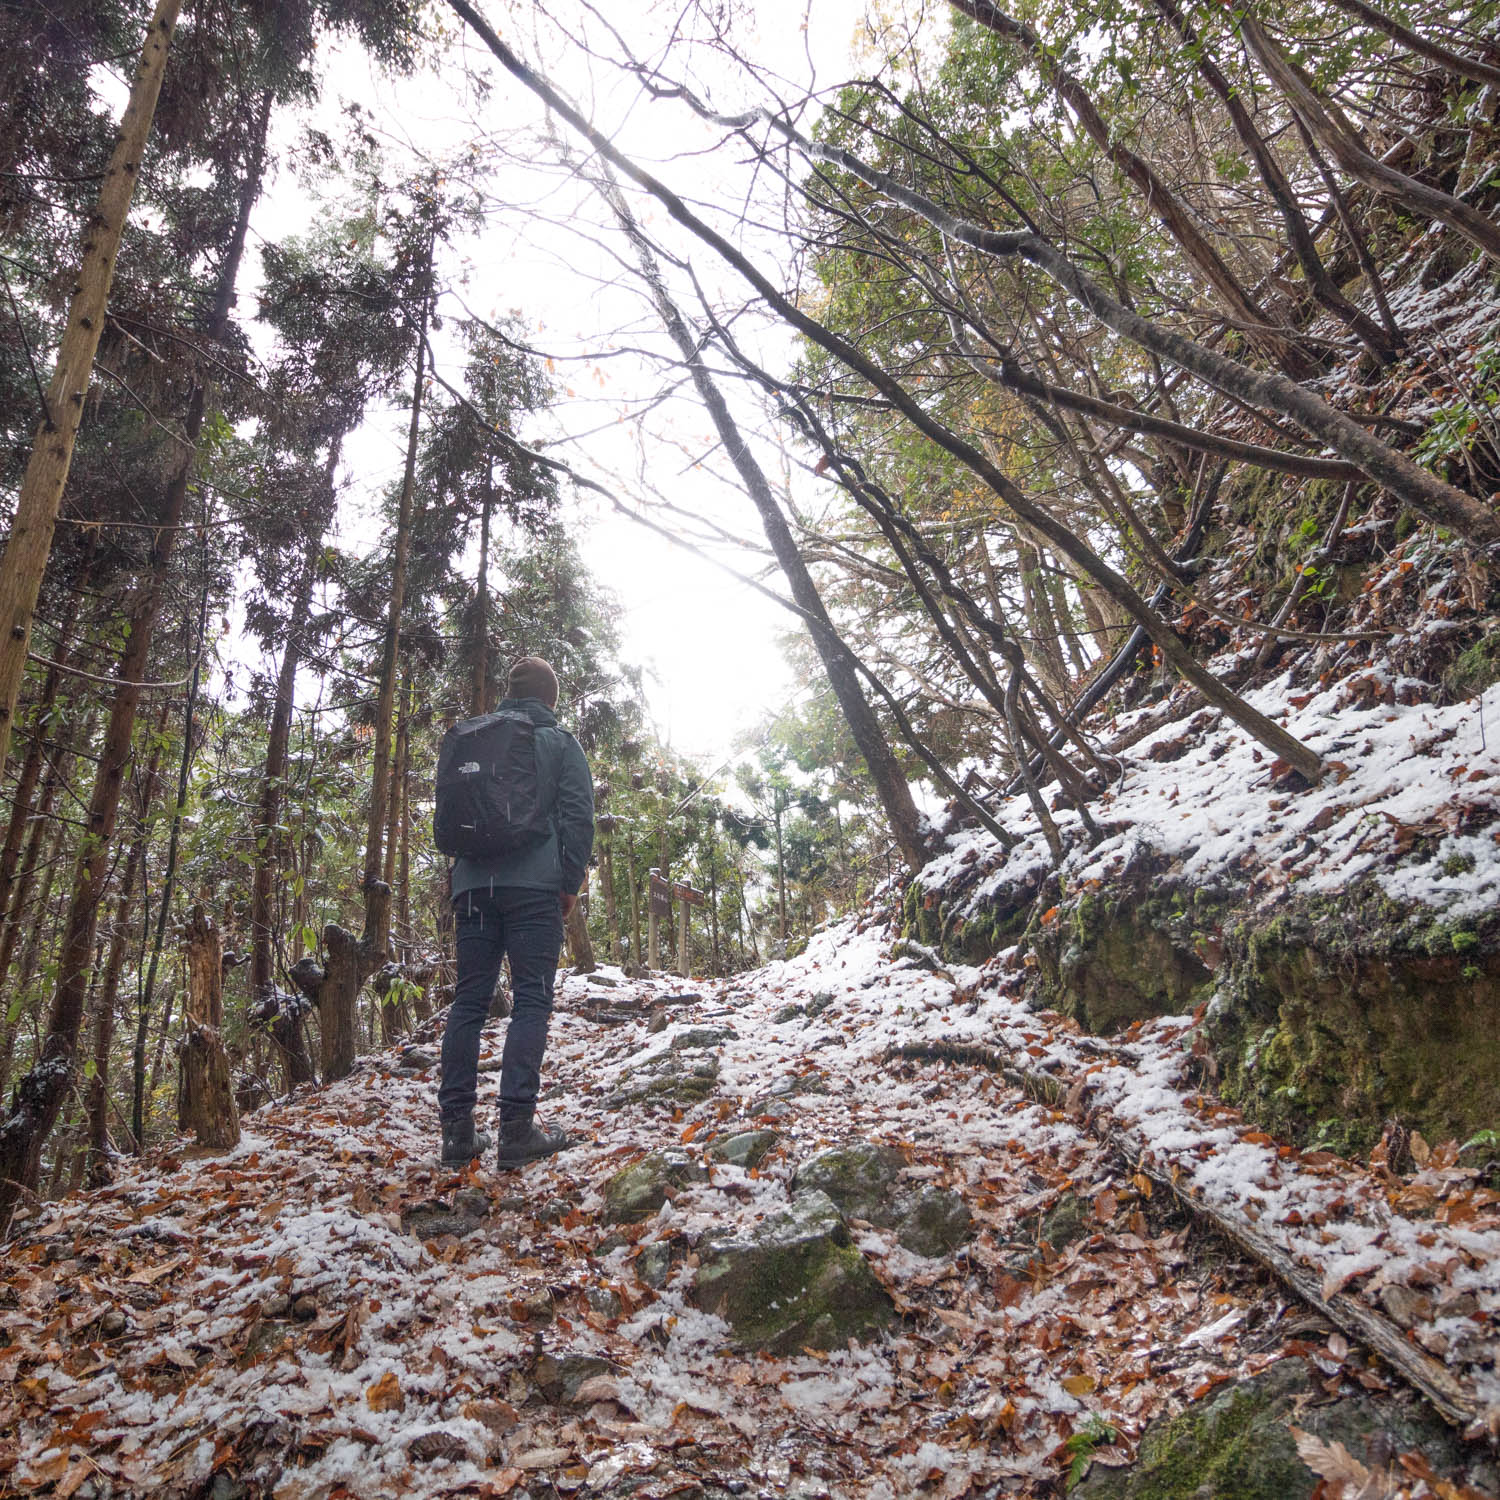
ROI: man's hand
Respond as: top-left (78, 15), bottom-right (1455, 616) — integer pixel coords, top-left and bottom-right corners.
top-left (559, 892), bottom-right (579, 919)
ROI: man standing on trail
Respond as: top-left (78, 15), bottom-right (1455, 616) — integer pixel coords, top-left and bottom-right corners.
top-left (436, 657), bottom-right (595, 1169)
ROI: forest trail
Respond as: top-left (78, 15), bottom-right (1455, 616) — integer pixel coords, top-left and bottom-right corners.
top-left (3, 918), bottom-right (1498, 1499)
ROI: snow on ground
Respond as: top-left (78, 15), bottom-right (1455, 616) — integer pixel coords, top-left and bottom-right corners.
top-left (921, 674), bottom-right (1500, 926)
top-left (2, 918), bottom-right (1496, 1497)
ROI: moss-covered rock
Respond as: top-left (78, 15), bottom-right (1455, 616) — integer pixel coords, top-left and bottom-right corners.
top-left (688, 1190), bottom-right (892, 1352)
top-left (605, 1052), bottom-right (720, 1110)
top-left (914, 839), bottom-right (1500, 1153)
top-left (903, 864), bottom-right (1044, 965)
top-left (794, 1143), bottom-right (905, 1221)
top-left (1209, 882), bottom-right (1500, 1153)
top-left (1039, 1191), bottom-right (1091, 1253)
top-left (793, 1144), bottom-right (973, 1257)
top-left (1030, 874), bottom-right (1227, 1033)
top-left (635, 1239), bottom-right (679, 1289)
top-left (887, 1184), bottom-right (972, 1258)
top-left (666, 1026), bottom-right (736, 1051)
top-left (1072, 1358), bottom-right (1469, 1499)
top-left (602, 1149), bottom-right (707, 1224)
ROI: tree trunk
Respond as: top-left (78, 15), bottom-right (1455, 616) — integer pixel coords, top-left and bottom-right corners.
top-left (0, 0), bottom-right (182, 774)
top-left (383, 670), bottom-right (410, 899)
top-left (85, 700), bottom-right (169, 1185)
top-left (1155, 0), bottom-right (1402, 362)
top-left (707, 853), bottom-right (720, 977)
top-left (600, 836), bottom-right (619, 965)
top-left (0, 621), bottom-right (76, 915)
top-left (87, 835), bottom-right (144, 1186)
top-left (773, 799), bottom-right (788, 942)
top-left (316, 891), bottom-right (389, 1082)
top-left (136, 543), bottom-right (214, 1144)
top-left (585, 163), bottom-right (930, 871)
top-left (952, 0), bottom-right (1309, 375)
top-left (250, 438), bottom-right (341, 1003)
top-left (565, 898), bottom-right (596, 972)
top-left (471, 464), bottom-right (493, 716)
top-left (1235, 4), bottom-right (1500, 263)
top-left (396, 700), bottom-right (413, 994)
top-left (176, 906), bottom-right (239, 1151)
top-left (0, 695), bottom-right (79, 1019)
top-left (625, 851), bottom-right (641, 968)
top-left (362, 220), bottom-right (434, 943)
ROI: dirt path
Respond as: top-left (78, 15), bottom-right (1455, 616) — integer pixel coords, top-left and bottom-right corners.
top-left (1, 917), bottom-right (1495, 1498)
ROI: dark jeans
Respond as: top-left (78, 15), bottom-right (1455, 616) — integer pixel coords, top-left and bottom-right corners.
top-left (439, 886), bottom-right (564, 1126)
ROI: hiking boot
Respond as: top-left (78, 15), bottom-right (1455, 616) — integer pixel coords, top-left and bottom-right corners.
top-left (496, 1116), bottom-right (571, 1170)
top-left (440, 1117), bottom-right (492, 1167)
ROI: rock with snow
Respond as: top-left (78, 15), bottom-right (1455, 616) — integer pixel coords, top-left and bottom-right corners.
top-left (603, 1148), bottom-right (708, 1223)
top-left (795, 1143), bottom-right (905, 1221)
top-left (794, 1142), bottom-right (972, 1257)
top-left (667, 1025), bottom-right (737, 1050)
top-left (605, 1048), bottom-right (721, 1109)
top-left (533, 1350), bottom-right (619, 1403)
top-left (400, 1197), bottom-right (484, 1241)
top-left (1072, 1357), bottom-right (1481, 1499)
top-left (708, 1129), bottom-right (779, 1169)
top-left (689, 1189), bottom-right (893, 1353)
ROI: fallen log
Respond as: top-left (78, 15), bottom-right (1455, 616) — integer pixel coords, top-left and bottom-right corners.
top-left (884, 1039), bottom-right (1482, 1430)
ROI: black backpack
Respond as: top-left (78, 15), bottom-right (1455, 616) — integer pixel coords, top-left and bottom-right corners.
top-left (433, 710), bottom-right (551, 859)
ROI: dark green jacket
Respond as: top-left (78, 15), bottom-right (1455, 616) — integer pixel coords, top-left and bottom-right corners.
top-left (449, 698), bottom-right (595, 901)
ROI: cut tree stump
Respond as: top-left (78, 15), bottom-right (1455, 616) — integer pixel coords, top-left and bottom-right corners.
top-left (176, 905), bottom-right (239, 1150)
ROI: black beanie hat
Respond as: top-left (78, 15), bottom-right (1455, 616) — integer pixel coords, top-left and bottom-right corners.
top-left (507, 656), bottom-right (559, 708)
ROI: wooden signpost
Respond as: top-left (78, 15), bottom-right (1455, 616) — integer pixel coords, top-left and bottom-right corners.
top-left (645, 872), bottom-right (705, 975)
top-left (672, 881), bottom-right (705, 978)
top-left (647, 870), bottom-right (671, 970)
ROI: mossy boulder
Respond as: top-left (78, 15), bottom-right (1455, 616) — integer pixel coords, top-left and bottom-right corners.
top-left (1039, 1191), bottom-right (1091, 1253)
top-left (1209, 883), bottom-right (1500, 1153)
top-left (903, 867), bottom-right (1042, 965)
top-left (889, 1184), bottom-right (973, 1258)
top-left (667, 1026), bottom-right (736, 1051)
top-left (688, 1189), bottom-right (892, 1353)
top-left (602, 1149), bottom-right (708, 1224)
top-left (1031, 876), bottom-right (1225, 1033)
top-left (635, 1239), bottom-right (679, 1289)
top-left (1072, 1358), bottom-right (1471, 1499)
top-left (794, 1143), bottom-right (972, 1257)
top-left (605, 1051), bottom-right (720, 1110)
top-left (795, 1143), bottom-right (905, 1221)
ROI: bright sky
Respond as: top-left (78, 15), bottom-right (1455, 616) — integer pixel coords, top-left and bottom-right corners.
top-left (251, 0), bottom-right (913, 762)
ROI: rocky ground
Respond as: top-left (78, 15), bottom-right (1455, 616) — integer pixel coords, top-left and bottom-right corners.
top-left (1, 917), bottom-right (1498, 1499)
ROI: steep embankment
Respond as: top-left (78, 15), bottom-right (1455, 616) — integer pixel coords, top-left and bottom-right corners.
top-left (2, 923), bottom-right (1496, 1498)
top-left (909, 511), bottom-right (1500, 1160)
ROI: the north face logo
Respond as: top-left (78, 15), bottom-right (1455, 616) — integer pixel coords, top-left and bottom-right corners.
top-left (458, 761), bottom-right (481, 774)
